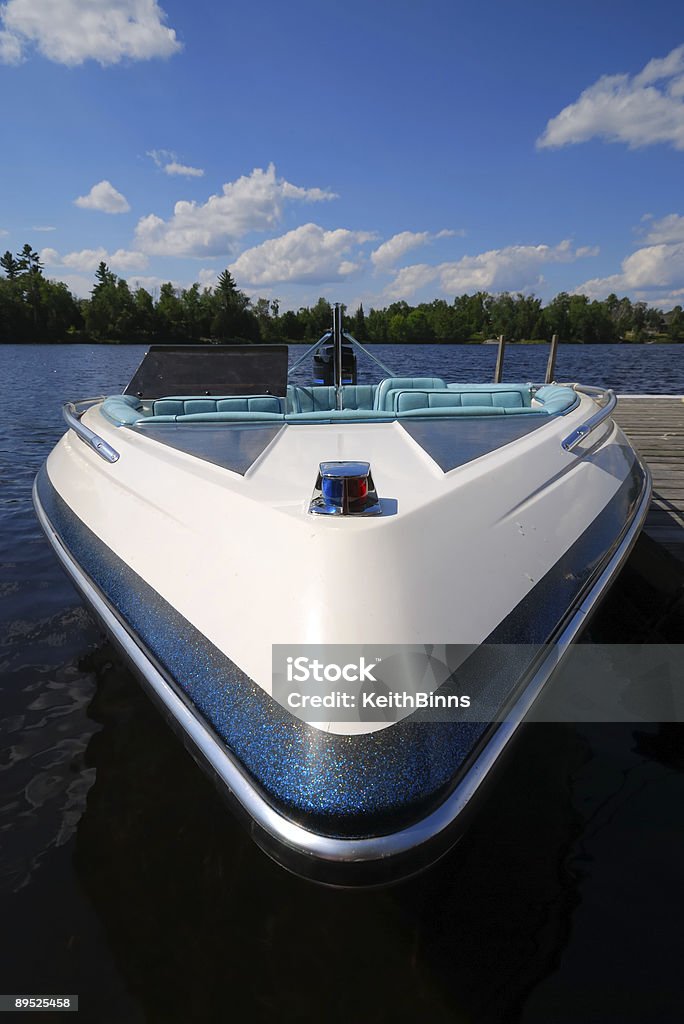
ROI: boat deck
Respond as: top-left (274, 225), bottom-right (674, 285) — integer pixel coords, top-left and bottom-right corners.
top-left (614, 395), bottom-right (684, 564)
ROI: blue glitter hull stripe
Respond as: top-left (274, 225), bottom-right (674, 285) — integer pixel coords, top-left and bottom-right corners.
top-left (35, 458), bottom-right (644, 840)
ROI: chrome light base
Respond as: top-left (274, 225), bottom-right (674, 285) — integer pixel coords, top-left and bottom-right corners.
top-left (309, 461), bottom-right (382, 516)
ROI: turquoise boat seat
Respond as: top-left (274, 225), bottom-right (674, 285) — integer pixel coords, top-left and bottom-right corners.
top-left (101, 394), bottom-right (145, 425)
top-left (392, 388), bottom-right (528, 414)
top-left (101, 394), bottom-right (283, 425)
top-left (99, 381), bottom-right (578, 426)
top-left (152, 395), bottom-right (283, 416)
top-left (287, 385), bottom-right (378, 413)
top-left (374, 377), bottom-right (446, 411)
top-left (531, 384), bottom-right (579, 415)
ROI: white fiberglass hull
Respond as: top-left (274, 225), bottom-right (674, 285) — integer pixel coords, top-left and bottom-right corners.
top-left (34, 390), bottom-right (650, 883)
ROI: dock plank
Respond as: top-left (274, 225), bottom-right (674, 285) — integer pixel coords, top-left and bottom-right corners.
top-left (614, 396), bottom-right (684, 564)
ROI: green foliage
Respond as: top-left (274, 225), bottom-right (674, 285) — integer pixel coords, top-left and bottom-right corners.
top-left (0, 241), bottom-right (677, 345)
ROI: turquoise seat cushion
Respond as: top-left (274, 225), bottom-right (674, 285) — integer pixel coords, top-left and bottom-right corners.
top-left (285, 409), bottom-right (393, 422)
top-left (393, 389), bottom-right (527, 413)
top-left (101, 395), bottom-right (144, 425)
top-left (446, 383), bottom-right (532, 407)
top-left (374, 377), bottom-right (446, 411)
top-left (532, 385), bottom-right (578, 415)
top-left (339, 385), bottom-right (377, 410)
top-left (101, 393), bottom-right (284, 425)
top-left (168, 411), bottom-right (284, 422)
top-left (152, 395), bottom-right (283, 416)
top-left (288, 385), bottom-right (378, 413)
top-left (398, 405), bottom-right (507, 417)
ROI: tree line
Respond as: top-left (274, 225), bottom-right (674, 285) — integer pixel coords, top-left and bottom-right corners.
top-left (1, 243), bottom-right (683, 344)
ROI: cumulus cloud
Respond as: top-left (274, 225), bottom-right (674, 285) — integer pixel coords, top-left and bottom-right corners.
top-left (642, 213), bottom-right (684, 244)
top-left (538, 44), bottom-right (684, 150)
top-left (41, 246), bottom-right (148, 273)
top-left (74, 180), bottom-right (130, 214)
top-left (574, 212), bottom-right (684, 305)
top-left (577, 242), bottom-right (684, 300)
top-left (370, 229), bottom-right (458, 270)
top-left (0, 0), bottom-right (181, 66)
top-left (385, 240), bottom-right (595, 299)
top-left (134, 163), bottom-right (338, 257)
top-left (147, 149), bottom-right (204, 178)
top-left (228, 223), bottom-right (375, 286)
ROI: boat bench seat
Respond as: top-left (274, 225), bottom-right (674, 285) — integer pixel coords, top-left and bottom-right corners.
top-left (392, 383), bottom-right (578, 416)
top-left (100, 382), bottom-right (578, 426)
top-left (392, 388), bottom-right (529, 414)
top-left (101, 394), bottom-right (284, 425)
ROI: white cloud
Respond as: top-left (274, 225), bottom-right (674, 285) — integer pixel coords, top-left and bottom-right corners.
top-left (642, 213), bottom-right (684, 244)
top-left (197, 267), bottom-right (219, 290)
top-left (0, 28), bottom-right (23, 63)
top-left (74, 180), bottom-right (130, 214)
top-left (0, 228), bottom-right (8, 237)
top-left (41, 246), bottom-right (148, 272)
top-left (370, 229), bottom-right (458, 270)
top-left (229, 223), bottom-right (375, 286)
top-left (538, 44), bottom-right (684, 150)
top-left (39, 247), bottom-right (60, 264)
top-left (134, 163), bottom-right (338, 257)
top-left (575, 213), bottom-right (684, 305)
top-left (55, 274), bottom-right (94, 298)
top-left (386, 240), bottom-right (595, 298)
top-left (164, 161), bottom-right (204, 178)
top-left (31, 225), bottom-right (56, 232)
top-left (147, 149), bottom-right (204, 178)
top-left (0, 0), bottom-right (181, 66)
top-left (577, 242), bottom-right (684, 298)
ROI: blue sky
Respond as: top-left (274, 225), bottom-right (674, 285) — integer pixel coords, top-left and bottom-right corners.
top-left (1, 0), bottom-right (684, 310)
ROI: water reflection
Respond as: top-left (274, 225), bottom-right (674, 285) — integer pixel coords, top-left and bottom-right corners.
top-left (73, 644), bottom-right (586, 1023)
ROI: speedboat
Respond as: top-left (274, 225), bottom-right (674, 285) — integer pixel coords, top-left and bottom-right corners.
top-left (33, 308), bottom-right (651, 884)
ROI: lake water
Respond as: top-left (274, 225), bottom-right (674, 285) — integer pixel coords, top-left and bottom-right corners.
top-left (1, 343), bottom-right (684, 1023)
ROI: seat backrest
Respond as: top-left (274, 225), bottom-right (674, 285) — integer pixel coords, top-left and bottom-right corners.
top-left (288, 384), bottom-right (377, 412)
top-left (393, 390), bottom-right (508, 414)
top-left (152, 395), bottom-right (283, 416)
top-left (374, 377), bottom-right (446, 411)
top-left (446, 383), bottom-right (530, 407)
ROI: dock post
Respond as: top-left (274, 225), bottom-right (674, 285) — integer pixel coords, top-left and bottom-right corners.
top-left (545, 334), bottom-right (559, 384)
top-left (493, 335), bottom-right (506, 383)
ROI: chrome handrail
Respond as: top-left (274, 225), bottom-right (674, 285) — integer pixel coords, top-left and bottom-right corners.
top-left (63, 397), bottom-right (120, 464)
top-left (561, 384), bottom-right (617, 452)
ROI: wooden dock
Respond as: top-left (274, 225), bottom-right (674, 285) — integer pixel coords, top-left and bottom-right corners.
top-left (614, 395), bottom-right (684, 564)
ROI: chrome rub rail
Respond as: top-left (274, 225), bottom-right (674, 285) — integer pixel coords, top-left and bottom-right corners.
top-left (63, 397), bottom-right (120, 464)
top-left (561, 384), bottom-right (617, 452)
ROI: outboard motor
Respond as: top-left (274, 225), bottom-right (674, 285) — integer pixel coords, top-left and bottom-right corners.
top-left (313, 341), bottom-right (357, 385)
